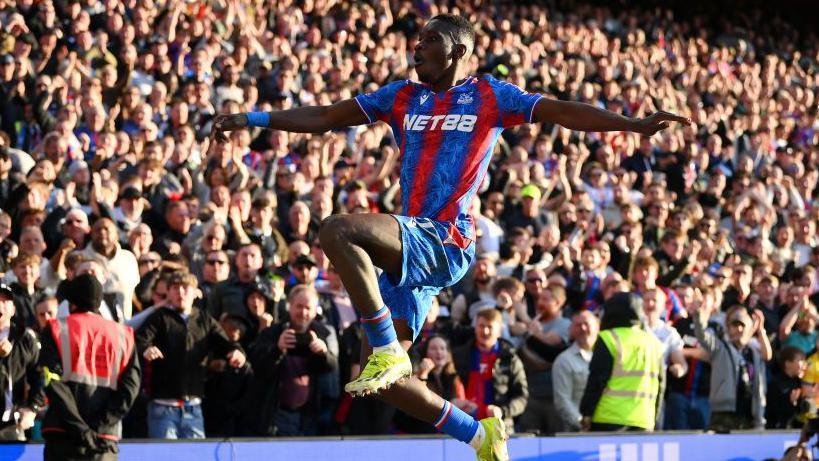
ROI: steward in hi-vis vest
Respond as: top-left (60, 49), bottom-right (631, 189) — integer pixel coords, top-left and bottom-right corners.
top-left (39, 274), bottom-right (140, 461)
top-left (579, 292), bottom-right (665, 431)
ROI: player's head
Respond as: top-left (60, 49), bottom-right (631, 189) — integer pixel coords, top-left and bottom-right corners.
top-left (414, 14), bottom-right (475, 84)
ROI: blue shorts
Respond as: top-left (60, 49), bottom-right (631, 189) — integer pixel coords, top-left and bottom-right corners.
top-left (379, 215), bottom-right (475, 340)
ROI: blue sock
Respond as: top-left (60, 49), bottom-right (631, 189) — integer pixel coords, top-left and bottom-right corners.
top-left (434, 401), bottom-right (480, 444)
top-left (360, 306), bottom-right (397, 347)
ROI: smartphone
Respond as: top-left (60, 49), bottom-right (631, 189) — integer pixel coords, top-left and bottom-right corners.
top-left (294, 332), bottom-right (312, 349)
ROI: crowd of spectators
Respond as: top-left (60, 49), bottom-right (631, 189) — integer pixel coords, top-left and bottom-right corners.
top-left (0, 0), bottom-right (817, 440)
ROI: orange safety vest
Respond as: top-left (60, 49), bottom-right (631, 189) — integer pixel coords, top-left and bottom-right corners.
top-left (48, 312), bottom-right (135, 390)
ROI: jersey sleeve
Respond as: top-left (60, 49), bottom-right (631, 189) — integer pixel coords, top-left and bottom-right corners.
top-left (354, 80), bottom-right (410, 124)
top-left (489, 76), bottom-right (543, 128)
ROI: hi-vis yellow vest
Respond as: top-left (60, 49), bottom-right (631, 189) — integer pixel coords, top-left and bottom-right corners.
top-left (592, 326), bottom-right (664, 430)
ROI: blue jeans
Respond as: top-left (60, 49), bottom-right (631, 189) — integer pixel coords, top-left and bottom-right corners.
top-left (147, 401), bottom-right (206, 439)
top-left (664, 391), bottom-right (710, 430)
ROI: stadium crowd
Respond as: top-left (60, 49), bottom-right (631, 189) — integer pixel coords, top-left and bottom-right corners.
top-left (0, 0), bottom-right (817, 440)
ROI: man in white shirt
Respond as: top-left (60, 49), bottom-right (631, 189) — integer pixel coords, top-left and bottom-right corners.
top-left (552, 311), bottom-right (599, 432)
top-left (80, 218), bottom-right (139, 319)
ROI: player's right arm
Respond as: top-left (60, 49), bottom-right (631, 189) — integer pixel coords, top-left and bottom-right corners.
top-left (211, 99), bottom-right (369, 140)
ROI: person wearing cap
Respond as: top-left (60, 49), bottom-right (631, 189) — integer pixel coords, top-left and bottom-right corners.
top-left (137, 271), bottom-right (245, 439)
top-left (111, 186), bottom-right (146, 238)
top-left (579, 292), bottom-right (665, 431)
top-left (504, 183), bottom-right (553, 237)
top-left (38, 274), bottom-right (140, 460)
top-left (0, 283), bottom-right (44, 440)
top-left (695, 304), bottom-right (771, 431)
top-left (288, 253), bottom-right (319, 290)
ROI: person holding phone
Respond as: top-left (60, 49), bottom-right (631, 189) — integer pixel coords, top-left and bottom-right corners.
top-left (245, 284), bottom-right (338, 436)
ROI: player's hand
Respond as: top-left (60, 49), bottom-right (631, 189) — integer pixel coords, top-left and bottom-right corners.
top-left (278, 329), bottom-right (296, 352)
top-left (211, 113), bottom-right (248, 142)
top-left (633, 111), bottom-right (691, 136)
top-left (143, 346), bottom-right (164, 362)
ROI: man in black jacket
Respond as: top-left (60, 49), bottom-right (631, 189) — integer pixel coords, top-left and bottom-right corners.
top-left (39, 274), bottom-right (140, 460)
top-left (452, 309), bottom-right (528, 433)
top-left (207, 242), bottom-right (273, 324)
top-left (246, 284), bottom-right (338, 436)
top-left (0, 283), bottom-right (43, 441)
top-left (137, 271), bottom-right (245, 439)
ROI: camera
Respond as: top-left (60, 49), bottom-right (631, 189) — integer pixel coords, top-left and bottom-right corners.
top-left (294, 332), bottom-right (312, 349)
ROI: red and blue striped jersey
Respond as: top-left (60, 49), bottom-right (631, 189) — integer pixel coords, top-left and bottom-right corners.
top-left (355, 75), bottom-right (542, 239)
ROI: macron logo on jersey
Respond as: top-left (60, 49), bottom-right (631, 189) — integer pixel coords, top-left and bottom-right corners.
top-left (403, 114), bottom-right (477, 132)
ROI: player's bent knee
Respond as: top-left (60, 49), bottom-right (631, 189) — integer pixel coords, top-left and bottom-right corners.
top-left (318, 214), bottom-right (351, 250)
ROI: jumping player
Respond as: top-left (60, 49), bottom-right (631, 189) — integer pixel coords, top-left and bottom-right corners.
top-left (212, 14), bottom-right (689, 460)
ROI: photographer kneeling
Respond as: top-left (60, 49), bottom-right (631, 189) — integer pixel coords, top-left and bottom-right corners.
top-left (246, 284), bottom-right (338, 436)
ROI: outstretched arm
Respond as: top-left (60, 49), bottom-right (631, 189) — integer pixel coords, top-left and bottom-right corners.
top-left (533, 98), bottom-right (690, 136)
top-left (211, 99), bottom-right (369, 139)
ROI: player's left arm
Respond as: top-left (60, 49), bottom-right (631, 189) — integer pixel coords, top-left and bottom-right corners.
top-left (532, 98), bottom-right (690, 135)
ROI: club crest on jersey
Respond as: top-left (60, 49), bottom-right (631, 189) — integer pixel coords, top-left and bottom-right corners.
top-left (419, 93), bottom-right (430, 105)
top-left (403, 114), bottom-right (477, 132)
top-left (456, 93), bottom-right (473, 105)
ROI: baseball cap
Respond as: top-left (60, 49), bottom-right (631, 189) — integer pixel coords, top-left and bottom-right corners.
top-left (293, 254), bottom-right (317, 268)
top-left (0, 284), bottom-right (13, 299)
top-left (333, 158), bottom-right (356, 170)
top-left (520, 184), bottom-right (542, 201)
top-left (65, 274), bottom-right (103, 312)
top-left (0, 54), bottom-right (13, 65)
top-left (119, 186), bottom-right (142, 201)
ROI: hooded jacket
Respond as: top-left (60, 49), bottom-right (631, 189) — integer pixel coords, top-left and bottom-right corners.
top-left (694, 311), bottom-right (766, 428)
top-left (580, 292), bottom-right (665, 426)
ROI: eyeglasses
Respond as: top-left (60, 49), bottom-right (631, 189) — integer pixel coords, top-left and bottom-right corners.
top-left (206, 259), bottom-right (228, 266)
top-left (526, 278), bottom-right (545, 284)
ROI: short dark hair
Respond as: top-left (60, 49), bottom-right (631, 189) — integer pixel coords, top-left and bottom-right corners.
top-left (779, 346), bottom-right (806, 368)
top-left (430, 14), bottom-right (475, 54)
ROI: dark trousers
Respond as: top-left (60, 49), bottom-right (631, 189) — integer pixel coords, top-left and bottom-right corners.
top-left (44, 434), bottom-right (118, 461)
top-left (590, 422), bottom-right (645, 432)
top-left (709, 411), bottom-right (754, 433)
